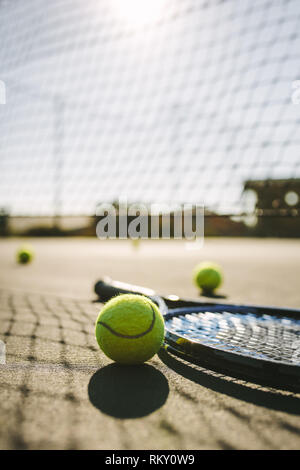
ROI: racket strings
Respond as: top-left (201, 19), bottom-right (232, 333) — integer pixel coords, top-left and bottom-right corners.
top-left (165, 310), bottom-right (300, 365)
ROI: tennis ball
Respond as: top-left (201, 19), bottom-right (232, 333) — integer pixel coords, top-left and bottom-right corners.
top-left (16, 245), bottom-right (34, 264)
top-left (95, 294), bottom-right (165, 364)
top-left (131, 238), bottom-right (141, 250)
top-left (193, 261), bottom-right (223, 292)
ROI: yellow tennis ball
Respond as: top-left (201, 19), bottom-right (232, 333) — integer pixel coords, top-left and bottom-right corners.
top-left (131, 238), bottom-right (141, 250)
top-left (193, 261), bottom-right (223, 292)
top-left (16, 245), bottom-right (34, 264)
top-left (95, 294), bottom-right (165, 364)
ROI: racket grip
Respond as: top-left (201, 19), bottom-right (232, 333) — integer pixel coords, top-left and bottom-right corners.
top-left (94, 277), bottom-right (155, 302)
top-left (94, 280), bottom-right (131, 302)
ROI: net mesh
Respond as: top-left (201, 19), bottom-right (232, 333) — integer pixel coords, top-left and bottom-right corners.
top-left (0, 0), bottom-right (300, 216)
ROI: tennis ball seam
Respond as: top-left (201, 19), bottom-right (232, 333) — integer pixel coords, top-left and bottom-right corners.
top-left (97, 303), bottom-right (156, 339)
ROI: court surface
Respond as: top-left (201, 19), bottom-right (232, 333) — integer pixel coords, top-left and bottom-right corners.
top-left (0, 237), bottom-right (300, 450)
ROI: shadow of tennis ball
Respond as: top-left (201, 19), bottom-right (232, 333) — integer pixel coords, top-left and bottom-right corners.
top-left (88, 363), bottom-right (169, 419)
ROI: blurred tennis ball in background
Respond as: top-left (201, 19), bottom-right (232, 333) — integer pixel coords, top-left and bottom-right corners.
top-left (16, 245), bottom-right (34, 264)
top-left (193, 261), bottom-right (223, 293)
top-left (131, 238), bottom-right (141, 250)
top-left (95, 294), bottom-right (165, 364)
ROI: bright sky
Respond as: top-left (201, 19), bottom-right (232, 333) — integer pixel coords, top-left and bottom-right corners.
top-left (111, 0), bottom-right (166, 25)
top-left (0, 0), bottom-right (299, 216)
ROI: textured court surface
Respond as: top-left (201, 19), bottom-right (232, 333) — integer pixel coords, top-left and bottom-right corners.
top-left (0, 237), bottom-right (300, 450)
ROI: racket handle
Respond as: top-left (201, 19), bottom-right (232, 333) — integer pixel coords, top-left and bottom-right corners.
top-left (94, 277), bottom-right (156, 302)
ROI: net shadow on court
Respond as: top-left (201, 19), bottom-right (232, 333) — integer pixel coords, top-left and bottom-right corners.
top-left (0, 289), bottom-right (100, 449)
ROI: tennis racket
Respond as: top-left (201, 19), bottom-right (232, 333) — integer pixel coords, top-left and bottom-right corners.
top-left (94, 277), bottom-right (300, 389)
